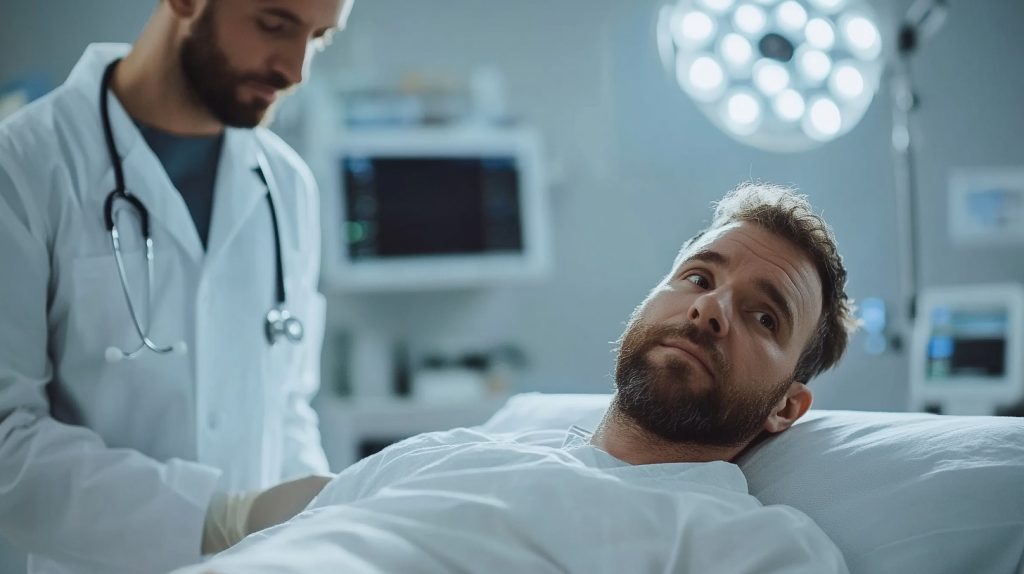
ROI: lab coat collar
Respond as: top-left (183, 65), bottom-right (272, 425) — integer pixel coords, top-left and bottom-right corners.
top-left (69, 43), bottom-right (205, 264)
top-left (68, 44), bottom-right (279, 268)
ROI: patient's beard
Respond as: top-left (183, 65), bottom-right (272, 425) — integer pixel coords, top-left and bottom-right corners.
top-left (613, 320), bottom-right (790, 447)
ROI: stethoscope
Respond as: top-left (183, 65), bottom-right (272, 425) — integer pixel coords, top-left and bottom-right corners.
top-left (99, 59), bottom-right (303, 363)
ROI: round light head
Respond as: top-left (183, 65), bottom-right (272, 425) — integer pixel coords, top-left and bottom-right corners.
top-left (775, 1), bottom-right (808, 32)
top-left (803, 96), bottom-right (843, 140)
top-left (733, 4), bottom-right (768, 36)
top-left (675, 10), bottom-right (717, 47)
top-left (677, 54), bottom-right (728, 101)
top-left (797, 48), bottom-right (832, 84)
top-left (840, 13), bottom-right (882, 60)
top-left (773, 89), bottom-right (806, 121)
top-left (829, 61), bottom-right (865, 100)
top-left (753, 59), bottom-right (790, 96)
top-left (804, 17), bottom-right (835, 50)
top-left (719, 32), bottom-right (755, 72)
top-left (721, 89), bottom-right (763, 135)
top-left (658, 0), bottom-right (883, 151)
top-left (699, 0), bottom-right (736, 13)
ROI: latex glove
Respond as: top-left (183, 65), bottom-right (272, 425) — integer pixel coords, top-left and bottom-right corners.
top-left (245, 474), bottom-right (333, 535)
top-left (202, 475), bottom-right (333, 555)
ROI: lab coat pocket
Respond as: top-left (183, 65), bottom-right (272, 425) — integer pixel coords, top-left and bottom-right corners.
top-left (66, 250), bottom-right (191, 447)
top-left (68, 251), bottom-right (150, 358)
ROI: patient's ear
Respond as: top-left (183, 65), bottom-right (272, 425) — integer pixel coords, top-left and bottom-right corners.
top-left (763, 382), bottom-right (812, 435)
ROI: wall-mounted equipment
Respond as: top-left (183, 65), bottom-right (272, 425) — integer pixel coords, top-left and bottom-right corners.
top-left (910, 284), bottom-right (1024, 415)
top-left (948, 168), bottom-right (1024, 247)
top-left (321, 127), bottom-right (551, 291)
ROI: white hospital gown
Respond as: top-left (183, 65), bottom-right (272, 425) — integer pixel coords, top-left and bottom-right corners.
top-left (173, 427), bottom-right (848, 574)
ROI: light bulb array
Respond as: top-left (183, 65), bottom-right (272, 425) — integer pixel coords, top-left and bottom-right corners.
top-left (660, 0), bottom-right (883, 151)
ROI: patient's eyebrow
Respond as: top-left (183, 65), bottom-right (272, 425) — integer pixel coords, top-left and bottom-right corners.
top-left (685, 249), bottom-right (730, 267)
top-left (263, 6), bottom-right (305, 26)
top-left (260, 5), bottom-right (336, 36)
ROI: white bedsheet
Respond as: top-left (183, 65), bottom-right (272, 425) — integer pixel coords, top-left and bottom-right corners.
top-left (172, 427), bottom-right (847, 574)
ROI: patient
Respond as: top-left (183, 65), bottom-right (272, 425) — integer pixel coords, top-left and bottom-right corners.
top-left (177, 182), bottom-right (857, 574)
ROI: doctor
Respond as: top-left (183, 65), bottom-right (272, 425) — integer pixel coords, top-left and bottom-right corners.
top-left (0, 0), bottom-right (352, 572)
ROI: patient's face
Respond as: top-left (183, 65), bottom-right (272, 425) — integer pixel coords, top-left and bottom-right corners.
top-left (614, 222), bottom-right (822, 446)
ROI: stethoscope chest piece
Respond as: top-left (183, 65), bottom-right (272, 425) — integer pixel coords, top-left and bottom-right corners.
top-left (265, 308), bottom-right (304, 345)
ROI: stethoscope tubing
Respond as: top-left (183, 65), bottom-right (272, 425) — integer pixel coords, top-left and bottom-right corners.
top-left (99, 58), bottom-right (302, 362)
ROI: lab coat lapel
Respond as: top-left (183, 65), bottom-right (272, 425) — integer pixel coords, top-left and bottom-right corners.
top-left (111, 94), bottom-right (206, 265)
top-left (75, 43), bottom-right (205, 264)
top-left (205, 129), bottom-right (267, 267)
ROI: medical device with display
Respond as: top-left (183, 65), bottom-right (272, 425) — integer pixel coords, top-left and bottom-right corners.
top-left (910, 283), bottom-right (1024, 415)
top-left (322, 127), bottom-right (550, 290)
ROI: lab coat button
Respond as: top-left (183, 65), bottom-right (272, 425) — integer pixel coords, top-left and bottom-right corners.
top-left (206, 412), bottom-right (220, 431)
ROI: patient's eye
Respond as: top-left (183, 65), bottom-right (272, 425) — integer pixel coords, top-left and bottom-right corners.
top-left (257, 16), bottom-right (287, 34)
top-left (756, 312), bottom-right (777, 332)
top-left (684, 273), bottom-right (710, 289)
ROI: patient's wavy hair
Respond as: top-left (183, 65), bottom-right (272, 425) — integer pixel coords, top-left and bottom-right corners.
top-left (677, 182), bottom-right (858, 383)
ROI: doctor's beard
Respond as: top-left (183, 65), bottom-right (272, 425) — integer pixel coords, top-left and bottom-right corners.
top-left (613, 320), bottom-right (791, 447)
top-left (180, 3), bottom-right (291, 128)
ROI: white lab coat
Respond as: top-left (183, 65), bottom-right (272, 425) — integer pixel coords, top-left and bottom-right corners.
top-left (0, 44), bottom-right (329, 573)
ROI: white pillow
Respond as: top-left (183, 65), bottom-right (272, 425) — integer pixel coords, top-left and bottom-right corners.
top-left (478, 392), bottom-right (1024, 574)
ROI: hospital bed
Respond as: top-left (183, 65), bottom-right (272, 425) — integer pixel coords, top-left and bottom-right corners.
top-left (479, 393), bottom-right (1024, 574)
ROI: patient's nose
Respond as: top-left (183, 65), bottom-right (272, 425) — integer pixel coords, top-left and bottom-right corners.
top-left (688, 291), bottom-right (730, 338)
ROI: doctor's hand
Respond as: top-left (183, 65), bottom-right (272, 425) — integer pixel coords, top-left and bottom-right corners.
top-left (245, 474), bottom-right (333, 535)
top-left (201, 474), bottom-right (333, 555)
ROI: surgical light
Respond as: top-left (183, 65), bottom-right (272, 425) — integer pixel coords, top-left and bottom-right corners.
top-left (830, 63), bottom-right (865, 99)
top-left (773, 89), bottom-right (805, 121)
top-left (734, 4), bottom-right (768, 35)
top-left (684, 55), bottom-right (724, 99)
top-left (775, 1), bottom-right (808, 31)
top-left (678, 10), bottom-right (716, 45)
top-left (699, 0), bottom-right (735, 12)
top-left (728, 92), bottom-right (761, 124)
top-left (804, 18), bottom-right (835, 49)
top-left (753, 60), bottom-right (790, 95)
top-left (722, 90), bottom-right (763, 134)
top-left (807, 96), bottom-right (842, 138)
top-left (658, 0), bottom-right (883, 151)
top-left (842, 14), bottom-right (881, 59)
top-left (798, 48), bottom-right (832, 83)
top-left (720, 33), bottom-right (753, 67)
top-left (689, 56), bottom-right (725, 92)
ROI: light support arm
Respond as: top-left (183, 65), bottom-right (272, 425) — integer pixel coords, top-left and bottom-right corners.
top-left (887, 0), bottom-right (948, 350)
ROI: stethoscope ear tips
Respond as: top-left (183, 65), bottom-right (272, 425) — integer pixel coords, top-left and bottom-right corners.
top-left (172, 341), bottom-right (188, 355)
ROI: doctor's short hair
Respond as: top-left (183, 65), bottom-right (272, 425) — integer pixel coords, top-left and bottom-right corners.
top-left (677, 181), bottom-right (857, 384)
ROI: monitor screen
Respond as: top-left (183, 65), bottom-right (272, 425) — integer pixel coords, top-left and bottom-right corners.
top-left (926, 307), bottom-right (1008, 382)
top-left (342, 156), bottom-right (524, 261)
